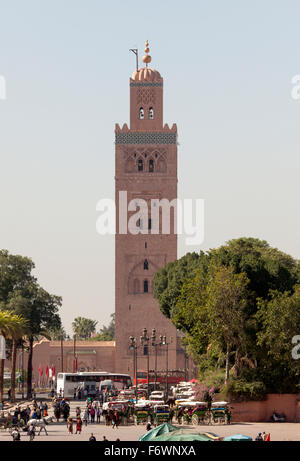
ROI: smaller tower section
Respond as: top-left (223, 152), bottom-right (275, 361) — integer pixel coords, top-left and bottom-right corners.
top-left (130, 41), bottom-right (163, 131)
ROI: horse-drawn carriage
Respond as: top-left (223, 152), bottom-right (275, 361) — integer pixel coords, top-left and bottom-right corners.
top-left (53, 398), bottom-right (70, 422)
top-left (190, 402), bottom-right (211, 425)
top-left (133, 402), bottom-right (152, 425)
top-left (103, 401), bottom-right (131, 426)
top-left (153, 404), bottom-right (170, 426)
top-left (175, 401), bottom-right (211, 425)
top-left (210, 401), bottom-right (231, 425)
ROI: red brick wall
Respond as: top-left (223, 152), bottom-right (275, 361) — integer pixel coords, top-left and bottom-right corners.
top-left (231, 394), bottom-right (300, 422)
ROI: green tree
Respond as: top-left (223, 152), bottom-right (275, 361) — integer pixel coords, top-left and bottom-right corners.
top-left (0, 250), bottom-right (35, 302)
top-left (48, 326), bottom-right (68, 341)
top-left (153, 251), bottom-right (208, 320)
top-left (207, 266), bottom-right (249, 383)
top-left (154, 238), bottom-right (300, 395)
top-left (0, 251), bottom-right (62, 398)
top-left (255, 286), bottom-right (300, 391)
top-left (72, 317), bottom-right (98, 340)
top-left (10, 286), bottom-right (62, 398)
top-left (90, 314), bottom-right (115, 341)
top-left (0, 310), bottom-right (27, 401)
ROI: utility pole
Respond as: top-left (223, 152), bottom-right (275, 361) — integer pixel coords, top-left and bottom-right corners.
top-left (21, 344), bottom-right (24, 399)
top-left (60, 336), bottom-right (64, 373)
top-left (73, 334), bottom-right (77, 373)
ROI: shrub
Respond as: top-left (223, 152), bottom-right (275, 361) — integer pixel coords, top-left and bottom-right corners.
top-left (224, 378), bottom-right (267, 401)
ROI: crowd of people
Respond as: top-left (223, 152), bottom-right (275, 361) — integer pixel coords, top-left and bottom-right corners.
top-left (65, 398), bottom-right (102, 434)
top-left (1, 399), bottom-right (49, 426)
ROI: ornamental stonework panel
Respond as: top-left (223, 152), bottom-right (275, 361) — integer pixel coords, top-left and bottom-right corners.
top-left (115, 132), bottom-right (177, 145)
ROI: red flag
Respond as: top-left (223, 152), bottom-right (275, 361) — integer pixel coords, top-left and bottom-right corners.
top-left (38, 366), bottom-right (40, 376)
top-left (46, 365), bottom-right (49, 377)
top-left (75, 357), bottom-right (78, 372)
top-left (265, 433), bottom-right (270, 441)
top-left (52, 366), bottom-right (55, 377)
top-left (40, 366), bottom-right (43, 377)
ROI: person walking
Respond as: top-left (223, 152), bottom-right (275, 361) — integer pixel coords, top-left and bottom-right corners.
top-left (83, 409), bottom-right (88, 426)
top-left (75, 417), bottom-right (82, 434)
top-left (11, 429), bottom-right (21, 441)
top-left (25, 406), bottom-right (31, 422)
top-left (112, 411), bottom-right (119, 429)
top-left (96, 407), bottom-right (101, 424)
top-left (67, 416), bottom-right (73, 434)
top-left (43, 403), bottom-right (48, 417)
top-left (28, 423), bottom-right (35, 441)
top-left (90, 406), bottom-right (95, 424)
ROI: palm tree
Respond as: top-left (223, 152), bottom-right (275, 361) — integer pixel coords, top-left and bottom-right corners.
top-left (72, 317), bottom-right (98, 340)
top-left (0, 310), bottom-right (27, 402)
top-left (10, 319), bottom-right (28, 402)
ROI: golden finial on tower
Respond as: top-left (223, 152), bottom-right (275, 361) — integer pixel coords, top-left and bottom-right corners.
top-left (142, 40), bottom-right (152, 67)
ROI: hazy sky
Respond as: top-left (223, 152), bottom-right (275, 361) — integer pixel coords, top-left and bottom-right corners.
top-left (0, 0), bottom-right (300, 334)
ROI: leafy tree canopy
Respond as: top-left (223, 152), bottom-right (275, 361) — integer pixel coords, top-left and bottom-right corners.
top-left (154, 238), bottom-right (300, 396)
top-left (90, 314), bottom-right (115, 341)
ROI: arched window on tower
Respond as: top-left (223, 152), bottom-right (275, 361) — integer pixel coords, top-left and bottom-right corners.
top-left (144, 259), bottom-right (149, 270)
top-left (133, 279), bottom-right (140, 294)
top-left (138, 159), bottom-right (143, 172)
top-left (144, 280), bottom-right (149, 293)
top-left (139, 107), bottom-right (144, 120)
top-left (149, 107), bottom-right (154, 120)
top-left (149, 159), bottom-right (154, 173)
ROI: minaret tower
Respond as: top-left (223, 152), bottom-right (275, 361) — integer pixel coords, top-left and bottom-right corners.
top-left (115, 42), bottom-right (184, 377)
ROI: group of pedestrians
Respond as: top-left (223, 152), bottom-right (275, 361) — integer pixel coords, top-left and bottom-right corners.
top-left (7, 399), bottom-right (49, 441)
top-left (66, 398), bottom-right (102, 435)
top-left (4, 399), bottom-right (48, 427)
top-left (255, 432), bottom-right (271, 441)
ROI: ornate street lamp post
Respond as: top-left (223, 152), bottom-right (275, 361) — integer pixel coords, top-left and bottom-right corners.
top-left (129, 336), bottom-right (138, 403)
top-left (151, 329), bottom-right (163, 391)
top-left (140, 328), bottom-right (150, 399)
top-left (161, 336), bottom-right (172, 403)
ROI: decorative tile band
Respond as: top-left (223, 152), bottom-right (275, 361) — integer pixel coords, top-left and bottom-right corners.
top-left (130, 82), bottom-right (163, 87)
top-left (115, 132), bottom-right (177, 145)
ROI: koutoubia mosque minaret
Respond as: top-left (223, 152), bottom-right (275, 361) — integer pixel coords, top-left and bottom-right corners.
top-left (115, 42), bottom-right (188, 378)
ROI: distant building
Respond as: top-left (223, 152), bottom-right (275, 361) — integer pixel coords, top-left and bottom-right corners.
top-left (13, 339), bottom-right (115, 385)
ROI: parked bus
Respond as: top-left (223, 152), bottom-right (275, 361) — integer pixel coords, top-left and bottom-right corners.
top-left (56, 372), bottom-right (132, 398)
top-left (135, 370), bottom-right (185, 386)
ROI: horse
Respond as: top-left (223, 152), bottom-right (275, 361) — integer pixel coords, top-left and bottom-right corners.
top-left (26, 417), bottom-right (52, 435)
top-left (61, 403), bottom-right (70, 421)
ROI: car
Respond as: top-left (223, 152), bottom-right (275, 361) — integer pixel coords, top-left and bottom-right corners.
top-left (149, 391), bottom-right (164, 401)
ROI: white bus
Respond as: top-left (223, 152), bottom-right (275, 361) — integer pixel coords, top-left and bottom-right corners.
top-left (56, 372), bottom-right (132, 398)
